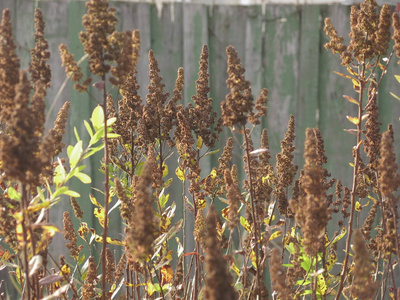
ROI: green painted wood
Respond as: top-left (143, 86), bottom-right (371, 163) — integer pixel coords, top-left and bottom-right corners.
top-left (295, 5), bottom-right (321, 169)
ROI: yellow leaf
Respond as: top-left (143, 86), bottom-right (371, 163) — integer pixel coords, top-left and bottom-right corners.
top-left (161, 265), bottom-right (173, 284)
top-left (269, 231), bottom-right (282, 241)
top-left (196, 136), bottom-right (203, 150)
top-left (334, 71), bottom-right (354, 80)
top-left (326, 250), bottom-right (337, 272)
top-left (210, 169), bottom-right (217, 179)
top-left (175, 167), bottom-right (185, 182)
top-left (61, 264), bottom-right (70, 277)
top-left (343, 95), bottom-right (359, 105)
top-left (355, 201), bottom-right (362, 211)
top-left (346, 116), bottom-right (360, 125)
top-left (94, 207), bottom-right (107, 228)
top-left (230, 263), bottom-right (240, 276)
top-left (89, 193), bottom-right (102, 207)
top-left (196, 199), bottom-right (206, 210)
top-left (94, 235), bottom-right (124, 246)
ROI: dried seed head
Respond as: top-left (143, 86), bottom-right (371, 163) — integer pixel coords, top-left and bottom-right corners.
top-left (295, 128), bottom-right (330, 256)
top-left (378, 130), bottom-right (400, 197)
top-left (350, 230), bottom-right (377, 299)
top-left (0, 9), bottom-right (21, 123)
top-left (269, 248), bottom-right (292, 300)
top-left (204, 206), bottom-right (238, 300)
top-left (125, 155), bottom-right (158, 262)
top-left (221, 45), bottom-right (254, 127)
top-left (29, 8), bottom-right (51, 89)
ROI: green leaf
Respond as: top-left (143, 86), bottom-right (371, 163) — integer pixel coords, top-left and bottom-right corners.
top-left (328, 226), bottom-right (347, 247)
top-left (89, 128), bottom-right (105, 146)
top-left (74, 172), bottom-right (91, 184)
top-left (78, 254), bottom-right (86, 266)
top-left (8, 187), bottom-right (21, 201)
top-left (91, 105), bottom-right (104, 132)
top-left (37, 187), bottom-right (45, 202)
top-left (159, 193), bottom-right (170, 210)
top-left (53, 164), bottom-right (66, 186)
top-left (53, 186), bottom-right (69, 198)
top-left (395, 74), bottom-right (400, 83)
top-left (74, 127), bottom-right (81, 142)
top-left (83, 144), bottom-right (104, 160)
top-left (390, 92), bottom-right (400, 101)
top-left (84, 120), bottom-right (93, 137)
top-left (107, 133), bottom-right (120, 138)
top-left (106, 117), bottom-right (117, 127)
top-left (204, 149), bottom-right (220, 157)
top-left (63, 190), bottom-right (80, 197)
top-left (69, 141), bottom-right (83, 169)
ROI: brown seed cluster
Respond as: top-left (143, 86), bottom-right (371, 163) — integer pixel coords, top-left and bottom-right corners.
top-left (325, 0), bottom-right (392, 64)
top-left (291, 128), bottom-right (330, 256)
top-left (221, 46), bottom-right (267, 127)
top-left (274, 115), bottom-right (298, 215)
top-left (204, 206), bottom-right (238, 300)
top-left (125, 153), bottom-right (158, 262)
top-left (350, 230), bottom-right (377, 299)
top-left (0, 9), bottom-right (20, 124)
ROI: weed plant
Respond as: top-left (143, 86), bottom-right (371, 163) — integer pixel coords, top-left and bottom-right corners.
top-left (0, 0), bottom-right (399, 299)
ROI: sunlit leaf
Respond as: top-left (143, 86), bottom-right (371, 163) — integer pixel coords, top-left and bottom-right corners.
top-left (390, 92), bottom-right (400, 101)
top-left (7, 187), bottom-right (21, 201)
top-left (62, 190), bottom-right (80, 198)
top-left (162, 164), bottom-right (168, 178)
top-left (355, 201), bottom-right (362, 211)
top-left (94, 235), bottom-right (124, 246)
top-left (196, 199), bottom-right (206, 210)
top-left (84, 120), bottom-right (93, 137)
top-left (69, 140), bottom-right (83, 169)
top-left (269, 230), bottom-right (282, 241)
top-left (204, 149), bottom-right (219, 157)
top-left (196, 136), bottom-right (203, 150)
top-left (343, 95), bottom-right (358, 105)
top-left (175, 167), bottom-right (185, 182)
top-left (74, 127), bottom-right (81, 142)
top-left (161, 265), bottom-right (173, 284)
top-left (334, 71), bottom-right (354, 80)
top-left (346, 116), bottom-right (360, 125)
top-left (61, 264), bottom-right (70, 277)
top-left (395, 74), bottom-right (400, 84)
top-left (240, 216), bottom-right (251, 232)
top-left (91, 105), bottom-right (104, 132)
top-left (74, 172), bottom-right (91, 184)
top-left (89, 193), bottom-right (102, 207)
top-left (94, 207), bottom-right (107, 228)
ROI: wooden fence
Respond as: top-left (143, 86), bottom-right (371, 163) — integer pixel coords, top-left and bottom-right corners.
top-left (1, 0), bottom-right (400, 294)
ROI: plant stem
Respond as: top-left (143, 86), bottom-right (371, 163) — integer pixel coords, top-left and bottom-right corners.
top-left (335, 67), bottom-right (365, 299)
top-left (242, 125), bottom-right (262, 297)
top-left (21, 184), bottom-right (31, 300)
top-left (101, 75), bottom-right (110, 299)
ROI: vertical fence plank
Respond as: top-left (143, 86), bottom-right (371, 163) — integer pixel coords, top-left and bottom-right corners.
top-left (262, 5), bottom-right (300, 155)
top-left (295, 5), bottom-right (321, 168)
